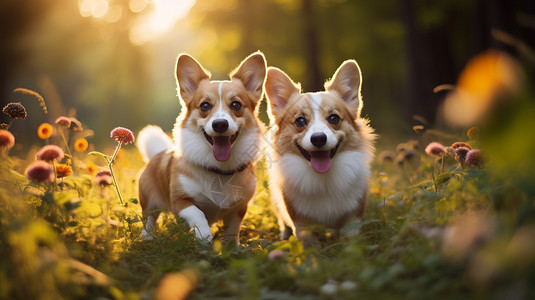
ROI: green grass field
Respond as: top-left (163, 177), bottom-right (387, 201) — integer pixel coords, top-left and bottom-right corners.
top-left (2, 87), bottom-right (535, 300)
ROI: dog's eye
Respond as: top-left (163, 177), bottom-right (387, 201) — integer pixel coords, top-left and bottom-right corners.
top-left (295, 116), bottom-right (308, 127)
top-left (327, 114), bottom-right (341, 125)
top-left (200, 102), bottom-right (212, 112)
top-left (230, 101), bottom-right (242, 111)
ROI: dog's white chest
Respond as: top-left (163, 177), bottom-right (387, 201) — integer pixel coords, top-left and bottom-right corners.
top-left (276, 151), bottom-right (370, 225)
top-left (179, 171), bottom-right (251, 209)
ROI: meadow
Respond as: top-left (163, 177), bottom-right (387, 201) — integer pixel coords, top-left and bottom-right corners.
top-left (1, 55), bottom-right (535, 299)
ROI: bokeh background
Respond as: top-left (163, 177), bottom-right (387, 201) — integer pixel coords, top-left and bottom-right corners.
top-left (1, 0), bottom-right (534, 147)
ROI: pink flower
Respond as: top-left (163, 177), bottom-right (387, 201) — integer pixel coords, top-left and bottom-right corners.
top-left (54, 116), bottom-right (72, 127)
top-left (465, 149), bottom-right (483, 167)
top-left (95, 169), bottom-right (113, 186)
top-left (425, 142), bottom-right (445, 156)
top-left (110, 127), bottom-right (135, 145)
top-left (267, 249), bottom-right (285, 260)
top-left (26, 161), bottom-right (53, 183)
top-left (454, 146), bottom-right (470, 163)
top-left (36, 145), bottom-right (64, 163)
top-left (69, 117), bottom-right (83, 131)
top-left (0, 130), bottom-right (15, 150)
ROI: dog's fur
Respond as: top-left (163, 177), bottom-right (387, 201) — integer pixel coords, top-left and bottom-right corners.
top-left (136, 52), bottom-right (267, 243)
top-left (265, 60), bottom-right (375, 243)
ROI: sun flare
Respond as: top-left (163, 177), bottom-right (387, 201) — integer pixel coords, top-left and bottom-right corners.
top-left (78, 0), bottom-right (196, 44)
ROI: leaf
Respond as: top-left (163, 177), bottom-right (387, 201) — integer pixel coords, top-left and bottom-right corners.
top-left (435, 172), bottom-right (453, 184)
top-left (88, 151), bottom-right (110, 160)
top-left (409, 180), bottom-right (434, 190)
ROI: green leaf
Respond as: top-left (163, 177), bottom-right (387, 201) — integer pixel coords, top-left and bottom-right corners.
top-left (435, 172), bottom-right (452, 184)
top-left (88, 151), bottom-right (110, 160)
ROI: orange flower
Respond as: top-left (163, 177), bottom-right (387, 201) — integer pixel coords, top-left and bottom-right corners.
top-left (86, 162), bottom-right (97, 175)
top-left (74, 138), bottom-right (88, 152)
top-left (55, 164), bottom-right (73, 178)
top-left (37, 123), bottom-right (53, 139)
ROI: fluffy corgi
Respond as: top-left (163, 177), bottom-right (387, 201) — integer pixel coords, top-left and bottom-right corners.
top-left (136, 52), bottom-right (267, 243)
top-left (265, 60), bottom-right (375, 243)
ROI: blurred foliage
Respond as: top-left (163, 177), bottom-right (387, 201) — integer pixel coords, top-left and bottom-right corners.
top-left (3, 0), bottom-right (533, 149)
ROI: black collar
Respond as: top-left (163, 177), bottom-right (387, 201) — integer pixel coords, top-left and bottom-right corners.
top-left (204, 162), bottom-right (251, 175)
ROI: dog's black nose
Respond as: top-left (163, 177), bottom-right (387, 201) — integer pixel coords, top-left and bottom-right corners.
top-left (310, 132), bottom-right (327, 148)
top-left (212, 119), bottom-right (229, 133)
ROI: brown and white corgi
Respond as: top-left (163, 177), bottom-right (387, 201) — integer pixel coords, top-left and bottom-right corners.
top-left (136, 52), bottom-right (267, 243)
top-left (265, 60), bottom-right (375, 243)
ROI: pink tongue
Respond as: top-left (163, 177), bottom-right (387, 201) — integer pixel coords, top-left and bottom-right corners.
top-left (213, 136), bottom-right (232, 162)
top-left (310, 151), bottom-right (332, 174)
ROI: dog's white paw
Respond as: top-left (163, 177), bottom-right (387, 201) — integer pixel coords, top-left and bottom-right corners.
top-left (141, 229), bottom-right (155, 241)
top-left (193, 225), bottom-right (213, 242)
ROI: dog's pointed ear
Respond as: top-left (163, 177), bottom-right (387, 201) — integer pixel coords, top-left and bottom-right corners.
top-left (325, 60), bottom-right (362, 119)
top-left (265, 67), bottom-right (301, 118)
top-left (230, 51), bottom-right (267, 103)
top-left (175, 54), bottom-right (211, 104)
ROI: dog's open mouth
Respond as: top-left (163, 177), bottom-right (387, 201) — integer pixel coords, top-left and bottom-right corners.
top-left (295, 139), bottom-right (342, 174)
top-left (203, 130), bottom-right (239, 162)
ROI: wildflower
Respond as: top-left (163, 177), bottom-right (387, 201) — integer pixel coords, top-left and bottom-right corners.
top-left (86, 162), bottom-right (97, 175)
top-left (95, 169), bottom-right (113, 186)
top-left (454, 146), bottom-right (470, 163)
top-left (451, 142), bottom-right (472, 150)
top-left (37, 123), bottom-right (53, 139)
top-left (36, 145), bottom-right (64, 163)
top-left (0, 130), bottom-right (15, 151)
top-left (379, 172), bottom-right (389, 185)
top-left (26, 161), bottom-right (53, 183)
top-left (339, 280), bottom-right (358, 291)
top-left (2, 102), bottom-right (27, 119)
top-left (467, 127), bottom-right (480, 139)
top-left (155, 270), bottom-right (198, 300)
top-left (320, 280), bottom-right (339, 296)
top-left (378, 151), bottom-right (395, 163)
top-left (55, 164), bottom-right (72, 178)
top-left (412, 125), bottom-right (425, 135)
top-left (74, 138), bottom-right (88, 152)
top-left (465, 149), bottom-right (484, 168)
top-left (370, 188), bottom-right (381, 195)
top-left (425, 142), bottom-right (445, 156)
top-left (69, 117), bottom-right (82, 131)
top-left (443, 50), bottom-right (521, 127)
top-left (110, 127), bottom-right (135, 144)
top-left (55, 116), bottom-right (71, 127)
top-left (267, 249), bottom-right (285, 260)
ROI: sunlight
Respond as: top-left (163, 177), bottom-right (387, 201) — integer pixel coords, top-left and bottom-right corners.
top-left (78, 0), bottom-right (196, 45)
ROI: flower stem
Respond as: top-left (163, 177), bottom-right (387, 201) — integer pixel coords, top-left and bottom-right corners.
top-left (59, 128), bottom-right (73, 157)
top-left (432, 157), bottom-right (438, 193)
top-left (52, 161), bottom-right (57, 192)
top-left (108, 142), bottom-right (124, 205)
top-left (6, 118), bottom-right (13, 130)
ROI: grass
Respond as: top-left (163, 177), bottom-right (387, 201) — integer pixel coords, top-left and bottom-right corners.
top-left (2, 90), bottom-right (535, 300)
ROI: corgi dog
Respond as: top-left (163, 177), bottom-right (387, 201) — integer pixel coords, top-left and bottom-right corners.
top-left (265, 60), bottom-right (375, 243)
top-left (136, 52), bottom-right (267, 243)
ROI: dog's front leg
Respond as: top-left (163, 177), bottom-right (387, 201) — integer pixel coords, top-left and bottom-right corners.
top-left (221, 204), bottom-right (248, 245)
top-left (173, 199), bottom-right (213, 242)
